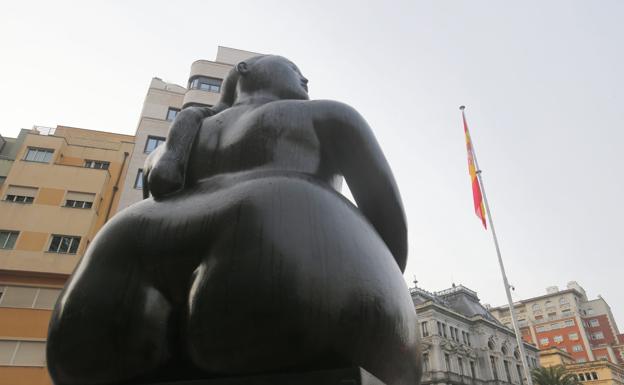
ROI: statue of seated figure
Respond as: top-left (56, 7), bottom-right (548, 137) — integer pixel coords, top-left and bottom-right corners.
top-left (46, 55), bottom-right (421, 385)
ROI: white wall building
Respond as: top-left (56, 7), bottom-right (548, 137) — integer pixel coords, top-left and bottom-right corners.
top-left (413, 284), bottom-right (540, 385)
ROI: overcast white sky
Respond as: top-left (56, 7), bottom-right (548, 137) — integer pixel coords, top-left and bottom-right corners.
top-left (2, 1), bottom-right (623, 328)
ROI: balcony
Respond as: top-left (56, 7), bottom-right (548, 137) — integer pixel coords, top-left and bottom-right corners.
top-left (421, 371), bottom-right (517, 385)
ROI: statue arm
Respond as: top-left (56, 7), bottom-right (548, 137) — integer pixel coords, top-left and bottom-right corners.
top-left (143, 106), bottom-right (214, 199)
top-left (312, 101), bottom-right (408, 272)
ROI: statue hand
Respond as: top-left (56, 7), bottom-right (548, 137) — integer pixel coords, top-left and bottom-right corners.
top-left (143, 106), bottom-right (215, 199)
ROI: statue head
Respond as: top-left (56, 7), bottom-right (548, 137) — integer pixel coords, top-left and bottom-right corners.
top-left (213, 55), bottom-right (309, 112)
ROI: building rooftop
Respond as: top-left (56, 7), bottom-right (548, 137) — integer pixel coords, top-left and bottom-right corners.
top-left (412, 283), bottom-right (502, 325)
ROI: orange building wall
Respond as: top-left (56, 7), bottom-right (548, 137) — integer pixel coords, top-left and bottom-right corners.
top-left (584, 315), bottom-right (617, 346)
top-left (0, 367), bottom-right (53, 385)
top-left (0, 308), bottom-right (51, 339)
top-left (532, 317), bottom-right (589, 362)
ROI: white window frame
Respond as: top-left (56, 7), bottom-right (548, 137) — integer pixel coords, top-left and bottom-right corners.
top-left (48, 235), bottom-right (81, 254)
top-left (24, 147), bottom-right (54, 163)
top-left (0, 230), bottom-right (19, 249)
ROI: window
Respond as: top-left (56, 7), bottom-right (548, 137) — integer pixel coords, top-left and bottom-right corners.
top-left (579, 373), bottom-right (585, 381)
top-left (144, 136), bottom-right (166, 154)
top-left (490, 356), bottom-right (498, 380)
top-left (569, 333), bottom-right (579, 340)
top-left (572, 344), bottom-right (583, 352)
top-left (532, 304), bottom-right (541, 311)
top-left (462, 331), bottom-right (468, 344)
top-left (48, 235), bottom-right (80, 254)
top-left (501, 345), bottom-right (508, 355)
top-left (458, 357), bottom-right (464, 375)
top-left (421, 321), bottom-right (429, 337)
top-left (536, 325), bottom-right (549, 333)
top-left (84, 160), bottom-right (110, 170)
top-left (0, 231), bottom-right (19, 249)
top-left (423, 353), bottom-right (430, 372)
top-left (577, 358), bottom-right (586, 363)
top-left (65, 200), bottom-right (93, 209)
top-left (586, 308), bottom-right (594, 315)
top-left (0, 340), bottom-right (46, 366)
top-left (591, 372), bottom-right (598, 380)
top-left (166, 107), bottom-right (180, 121)
top-left (24, 147), bottom-right (53, 163)
top-left (589, 319), bottom-right (599, 327)
top-left (540, 337), bottom-right (549, 346)
top-left (591, 332), bottom-right (604, 340)
top-left (554, 335), bottom-right (564, 343)
top-left (445, 353), bottom-right (451, 371)
top-left (134, 169), bottom-right (144, 189)
top-left (0, 286), bottom-right (61, 309)
top-left (503, 360), bottom-right (511, 382)
top-left (189, 76), bottom-right (223, 93)
top-left (64, 191), bottom-right (95, 209)
top-left (559, 297), bottom-right (569, 305)
top-left (517, 365), bottom-right (524, 385)
top-left (563, 320), bottom-right (574, 328)
top-left (4, 185), bottom-right (37, 204)
top-left (470, 361), bottom-right (476, 378)
top-left (443, 324), bottom-right (447, 338)
top-left (596, 355), bottom-right (608, 360)
top-left (551, 322), bottom-right (561, 330)
top-left (466, 332), bottom-right (471, 346)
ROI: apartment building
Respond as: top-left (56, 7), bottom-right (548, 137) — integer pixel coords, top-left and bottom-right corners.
top-left (489, 281), bottom-right (622, 365)
top-left (116, 46), bottom-right (259, 211)
top-left (413, 284), bottom-right (539, 385)
top-left (0, 126), bottom-right (133, 385)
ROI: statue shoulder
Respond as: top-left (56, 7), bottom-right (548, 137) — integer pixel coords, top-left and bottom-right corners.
top-left (307, 100), bottom-right (366, 128)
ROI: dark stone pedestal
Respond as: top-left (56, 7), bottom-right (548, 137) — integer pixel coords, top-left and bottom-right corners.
top-left (149, 367), bottom-right (386, 385)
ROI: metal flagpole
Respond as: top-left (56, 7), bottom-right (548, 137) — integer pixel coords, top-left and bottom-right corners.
top-left (460, 106), bottom-right (534, 385)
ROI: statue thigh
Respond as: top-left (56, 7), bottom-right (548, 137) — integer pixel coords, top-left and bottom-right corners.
top-left (46, 210), bottom-right (174, 385)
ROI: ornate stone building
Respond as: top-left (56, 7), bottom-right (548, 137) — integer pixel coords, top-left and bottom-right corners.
top-left (412, 284), bottom-right (540, 385)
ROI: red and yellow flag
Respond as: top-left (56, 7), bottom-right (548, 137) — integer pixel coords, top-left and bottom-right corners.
top-left (462, 109), bottom-right (487, 229)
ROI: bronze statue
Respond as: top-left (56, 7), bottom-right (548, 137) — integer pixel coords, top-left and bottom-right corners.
top-left (47, 55), bottom-right (421, 385)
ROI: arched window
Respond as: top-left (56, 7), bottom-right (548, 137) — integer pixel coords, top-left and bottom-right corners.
top-left (501, 345), bottom-right (508, 355)
top-left (488, 339), bottom-right (496, 350)
top-left (532, 303), bottom-right (540, 311)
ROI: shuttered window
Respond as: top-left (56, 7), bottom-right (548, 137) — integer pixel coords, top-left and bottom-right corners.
top-left (4, 185), bottom-right (37, 203)
top-left (64, 191), bottom-right (95, 209)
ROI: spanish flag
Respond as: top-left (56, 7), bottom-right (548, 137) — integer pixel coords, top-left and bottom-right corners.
top-left (461, 107), bottom-right (487, 229)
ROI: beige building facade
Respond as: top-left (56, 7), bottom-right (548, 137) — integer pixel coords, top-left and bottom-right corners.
top-left (116, 46), bottom-right (259, 211)
top-left (540, 347), bottom-right (624, 385)
top-left (0, 126), bottom-right (134, 385)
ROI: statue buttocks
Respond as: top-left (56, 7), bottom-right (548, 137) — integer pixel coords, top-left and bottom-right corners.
top-left (46, 55), bottom-right (421, 385)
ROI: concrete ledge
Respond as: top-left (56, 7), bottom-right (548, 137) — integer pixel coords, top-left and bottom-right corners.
top-left (148, 367), bottom-right (386, 385)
